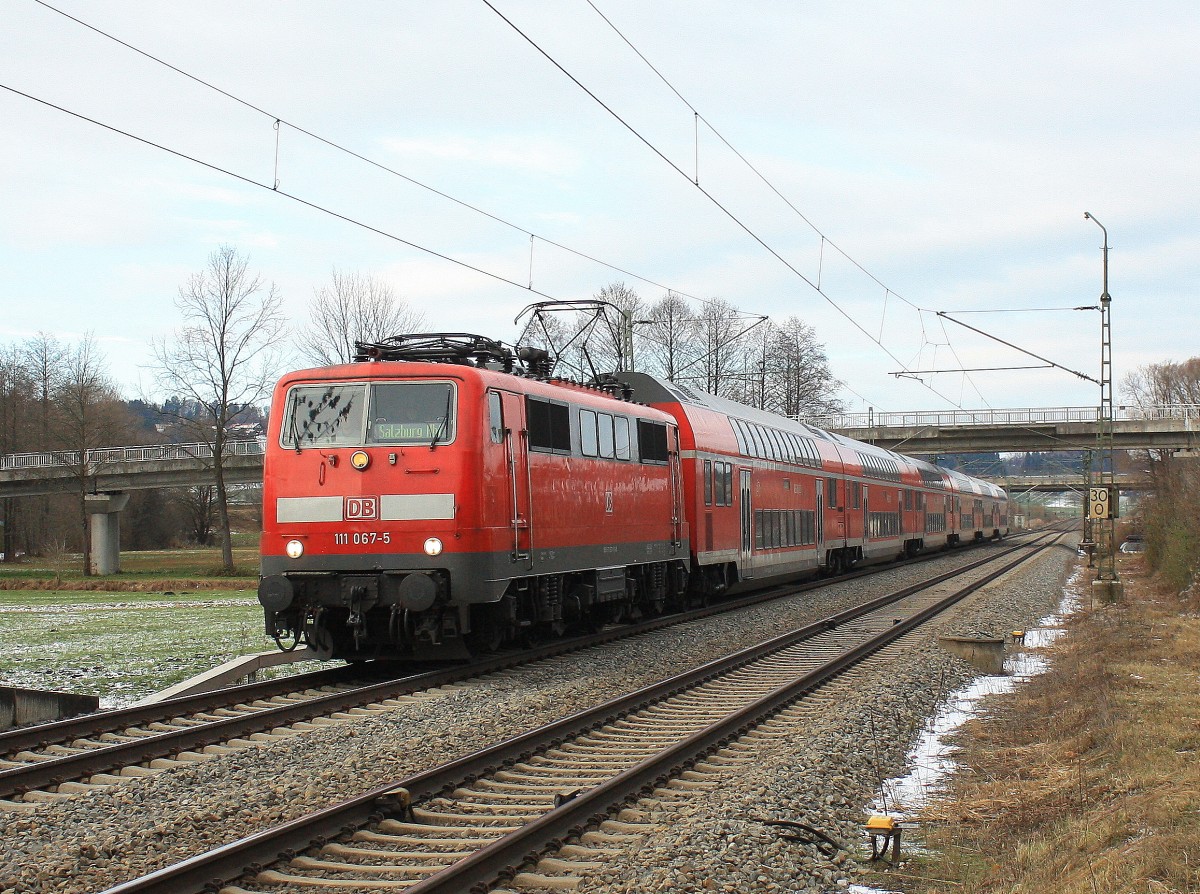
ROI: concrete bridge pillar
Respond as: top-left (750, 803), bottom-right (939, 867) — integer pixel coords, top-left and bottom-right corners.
top-left (85, 492), bottom-right (129, 575)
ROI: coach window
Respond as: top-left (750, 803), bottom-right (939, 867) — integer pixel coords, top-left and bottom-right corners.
top-left (826, 477), bottom-right (838, 509)
top-left (766, 428), bottom-right (784, 461)
top-left (904, 489), bottom-right (913, 511)
top-left (788, 433), bottom-right (803, 464)
top-left (598, 413), bottom-right (615, 458)
top-left (703, 460), bottom-right (713, 505)
top-left (723, 462), bottom-right (734, 505)
top-left (731, 420), bottom-right (748, 455)
top-left (749, 425), bottom-right (767, 459)
top-left (488, 391), bottom-right (504, 444)
top-left (614, 416), bottom-right (631, 460)
top-left (579, 409), bottom-right (599, 456)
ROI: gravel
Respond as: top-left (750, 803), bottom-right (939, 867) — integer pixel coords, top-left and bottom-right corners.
top-left (0, 535), bottom-right (1079, 894)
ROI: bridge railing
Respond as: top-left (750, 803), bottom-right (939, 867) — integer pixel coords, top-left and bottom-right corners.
top-left (0, 440), bottom-right (265, 472)
top-left (806, 405), bottom-right (1200, 430)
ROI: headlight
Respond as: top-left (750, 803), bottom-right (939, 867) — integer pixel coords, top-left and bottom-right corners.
top-left (350, 450), bottom-right (370, 470)
top-left (286, 539), bottom-right (304, 559)
top-left (423, 537), bottom-right (443, 557)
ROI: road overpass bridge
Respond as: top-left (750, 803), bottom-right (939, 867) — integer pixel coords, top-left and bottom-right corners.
top-left (0, 441), bottom-right (264, 574)
top-left (811, 405), bottom-right (1199, 455)
top-left (982, 471), bottom-right (1153, 494)
top-left (0, 441), bottom-right (264, 498)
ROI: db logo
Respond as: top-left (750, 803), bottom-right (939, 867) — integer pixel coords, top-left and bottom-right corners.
top-left (345, 497), bottom-right (378, 520)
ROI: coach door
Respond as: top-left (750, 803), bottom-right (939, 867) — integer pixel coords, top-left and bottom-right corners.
top-left (861, 484), bottom-right (869, 544)
top-left (739, 469), bottom-right (753, 575)
top-left (815, 484), bottom-right (825, 567)
top-left (668, 427), bottom-right (684, 554)
top-left (499, 391), bottom-right (533, 569)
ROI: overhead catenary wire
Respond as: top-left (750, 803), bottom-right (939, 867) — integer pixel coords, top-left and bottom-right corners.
top-left (33, 0), bottom-right (922, 413)
top-left (579, 0), bottom-right (1108, 426)
top-left (0, 83), bottom-right (567, 304)
top-left (483, 0), bottom-right (978, 412)
top-left (28, 0), bottom-right (716, 311)
top-left (26, 0), bottom-right (1085, 422)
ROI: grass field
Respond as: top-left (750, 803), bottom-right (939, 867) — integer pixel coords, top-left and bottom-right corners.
top-left (867, 550), bottom-right (1200, 893)
top-left (0, 546), bottom-right (279, 708)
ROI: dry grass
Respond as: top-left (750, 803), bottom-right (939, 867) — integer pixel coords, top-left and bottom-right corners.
top-left (873, 552), bottom-right (1200, 894)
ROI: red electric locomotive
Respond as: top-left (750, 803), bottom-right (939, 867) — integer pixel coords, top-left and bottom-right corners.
top-left (258, 335), bottom-right (690, 660)
top-left (258, 333), bottom-right (1010, 661)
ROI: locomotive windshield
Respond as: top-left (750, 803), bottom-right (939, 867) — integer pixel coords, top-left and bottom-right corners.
top-left (282, 381), bottom-right (456, 448)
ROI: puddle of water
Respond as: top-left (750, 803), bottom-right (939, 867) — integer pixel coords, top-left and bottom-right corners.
top-left (869, 567), bottom-right (1084, 820)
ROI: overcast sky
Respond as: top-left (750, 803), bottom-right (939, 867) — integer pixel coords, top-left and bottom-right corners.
top-left (3, 1), bottom-right (1197, 414)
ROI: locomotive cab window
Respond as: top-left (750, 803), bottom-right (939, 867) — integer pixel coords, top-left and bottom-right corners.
top-left (367, 382), bottom-right (456, 445)
top-left (281, 381), bottom-right (456, 448)
top-left (282, 383), bottom-right (366, 448)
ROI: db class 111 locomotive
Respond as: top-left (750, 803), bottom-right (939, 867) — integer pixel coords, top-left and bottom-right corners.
top-left (257, 333), bottom-right (1011, 660)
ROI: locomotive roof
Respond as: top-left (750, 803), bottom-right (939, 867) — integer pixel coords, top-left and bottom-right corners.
top-left (276, 359), bottom-right (677, 421)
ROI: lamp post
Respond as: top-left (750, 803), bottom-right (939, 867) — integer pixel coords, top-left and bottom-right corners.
top-left (1084, 212), bottom-right (1122, 600)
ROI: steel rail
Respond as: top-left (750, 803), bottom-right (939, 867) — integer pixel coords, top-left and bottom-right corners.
top-left (99, 530), bottom-right (1065, 894)
top-left (0, 664), bottom-right (365, 754)
top-left (0, 530), bottom-right (1052, 799)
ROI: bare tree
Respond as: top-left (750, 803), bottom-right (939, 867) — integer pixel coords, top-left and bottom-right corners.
top-left (765, 316), bottom-right (844, 418)
top-left (173, 485), bottom-right (218, 546)
top-left (1122, 357), bottom-right (1200, 411)
top-left (300, 268), bottom-right (425, 365)
top-left (153, 244), bottom-right (286, 573)
top-left (580, 282), bottom-right (643, 374)
top-left (690, 298), bottom-right (747, 399)
top-left (0, 343), bottom-right (33, 562)
top-left (1121, 356), bottom-right (1200, 588)
top-left (638, 291), bottom-right (701, 382)
top-left (21, 333), bottom-right (67, 556)
top-left (52, 335), bottom-right (131, 574)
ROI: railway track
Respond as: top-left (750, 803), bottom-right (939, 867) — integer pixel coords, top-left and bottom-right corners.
top-left (0, 531), bottom-right (1054, 808)
top-left (101, 528), bottom-right (1069, 894)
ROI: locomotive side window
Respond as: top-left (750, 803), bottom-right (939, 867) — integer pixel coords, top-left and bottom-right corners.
top-left (637, 420), bottom-right (669, 464)
top-left (580, 409), bottom-right (599, 457)
top-left (367, 382), bottom-right (456, 444)
top-left (488, 391), bottom-right (504, 443)
top-left (598, 413), bottom-right (615, 458)
top-left (282, 383), bottom-right (367, 448)
top-left (614, 417), bottom-right (631, 460)
top-left (527, 397), bottom-right (571, 453)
